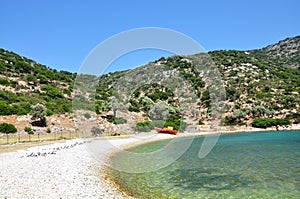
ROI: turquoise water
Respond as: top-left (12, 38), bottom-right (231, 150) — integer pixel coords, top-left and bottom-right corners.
top-left (110, 131), bottom-right (300, 198)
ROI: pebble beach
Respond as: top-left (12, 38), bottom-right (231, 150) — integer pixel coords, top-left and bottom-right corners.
top-left (0, 138), bottom-right (136, 199)
top-left (0, 134), bottom-right (176, 198)
top-left (1, 127), bottom-right (299, 198)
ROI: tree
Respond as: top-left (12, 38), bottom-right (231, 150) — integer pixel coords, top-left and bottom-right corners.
top-left (30, 103), bottom-right (47, 127)
top-left (0, 123), bottom-right (17, 144)
top-left (148, 101), bottom-right (169, 120)
top-left (108, 96), bottom-right (127, 119)
top-left (24, 126), bottom-right (34, 142)
top-left (141, 96), bottom-right (154, 111)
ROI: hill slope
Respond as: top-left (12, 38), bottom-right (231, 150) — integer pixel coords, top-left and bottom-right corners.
top-left (0, 35), bottom-right (299, 132)
top-left (95, 35), bottom-right (300, 129)
top-left (0, 49), bottom-right (76, 116)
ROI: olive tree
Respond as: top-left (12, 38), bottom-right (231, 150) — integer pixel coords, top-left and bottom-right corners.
top-left (108, 96), bottom-right (127, 119)
top-left (30, 103), bottom-right (47, 127)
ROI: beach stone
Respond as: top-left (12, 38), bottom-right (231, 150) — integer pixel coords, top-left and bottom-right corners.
top-left (0, 140), bottom-right (132, 198)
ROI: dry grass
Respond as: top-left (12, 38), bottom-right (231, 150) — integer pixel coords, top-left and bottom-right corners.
top-left (0, 131), bottom-right (134, 154)
top-left (0, 132), bottom-right (82, 145)
top-left (0, 132), bottom-right (86, 154)
top-left (0, 140), bottom-right (67, 154)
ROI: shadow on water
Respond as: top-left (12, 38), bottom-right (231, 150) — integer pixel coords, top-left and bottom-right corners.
top-left (167, 167), bottom-right (254, 191)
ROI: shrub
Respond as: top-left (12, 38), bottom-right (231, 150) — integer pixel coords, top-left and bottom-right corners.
top-left (84, 112), bottom-right (91, 119)
top-left (0, 123), bottom-right (17, 143)
top-left (113, 118), bottom-right (127, 124)
top-left (40, 85), bottom-right (63, 98)
top-left (26, 74), bottom-right (37, 83)
top-left (0, 123), bottom-right (17, 134)
top-left (91, 126), bottom-right (103, 136)
top-left (198, 120), bottom-right (205, 125)
top-left (0, 78), bottom-right (10, 86)
top-left (46, 128), bottom-right (51, 134)
top-left (24, 126), bottom-right (34, 134)
top-left (108, 117), bottom-right (127, 124)
top-left (46, 109), bottom-right (53, 116)
top-left (286, 113), bottom-right (300, 124)
top-left (251, 118), bottom-right (290, 128)
top-left (164, 115), bottom-right (187, 131)
top-left (151, 120), bottom-right (165, 128)
top-left (135, 121), bottom-right (152, 132)
top-left (129, 105), bottom-right (140, 112)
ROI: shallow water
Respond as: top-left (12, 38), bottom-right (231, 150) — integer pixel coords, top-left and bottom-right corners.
top-left (110, 131), bottom-right (300, 198)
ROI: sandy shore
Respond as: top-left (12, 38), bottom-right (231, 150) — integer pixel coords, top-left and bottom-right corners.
top-left (1, 127), bottom-right (299, 198)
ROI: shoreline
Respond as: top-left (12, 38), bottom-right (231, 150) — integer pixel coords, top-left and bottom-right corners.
top-left (0, 127), bottom-right (299, 198)
top-left (102, 127), bottom-right (300, 198)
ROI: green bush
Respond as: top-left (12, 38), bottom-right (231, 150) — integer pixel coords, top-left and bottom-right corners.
top-left (84, 112), bottom-right (91, 119)
top-left (40, 85), bottom-right (63, 98)
top-left (46, 128), bottom-right (51, 134)
top-left (129, 105), bottom-right (140, 112)
top-left (46, 109), bottom-right (53, 116)
top-left (164, 115), bottom-right (187, 131)
top-left (135, 121), bottom-right (153, 132)
top-left (198, 120), bottom-right (205, 125)
top-left (286, 113), bottom-right (300, 124)
top-left (0, 123), bottom-right (17, 134)
top-left (24, 126), bottom-right (34, 134)
top-left (252, 118), bottom-right (290, 128)
top-left (151, 120), bottom-right (165, 128)
top-left (26, 74), bottom-right (37, 83)
top-left (108, 117), bottom-right (127, 125)
top-left (0, 78), bottom-right (10, 86)
top-left (113, 118), bottom-right (127, 124)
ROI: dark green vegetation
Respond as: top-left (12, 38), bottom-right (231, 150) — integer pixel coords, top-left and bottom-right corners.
top-left (0, 49), bottom-right (75, 115)
top-left (135, 115), bottom-right (187, 132)
top-left (0, 122), bottom-right (17, 143)
top-left (0, 35), bottom-right (299, 130)
top-left (252, 118), bottom-right (290, 128)
top-left (0, 123), bottom-right (17, 134)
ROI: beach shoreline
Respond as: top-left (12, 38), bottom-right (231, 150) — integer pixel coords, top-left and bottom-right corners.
top-left (102, 125), bottom-right (300, 198)
top-left (0, 126), bottom-right (299, 198)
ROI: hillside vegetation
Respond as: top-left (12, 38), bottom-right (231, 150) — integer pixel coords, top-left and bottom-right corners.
top-left (94, 35), bottom-right (300, 129)
top-left (0, 49), bottom-right (77, 116)
top-left (0, 35), bottom-right (299, 132)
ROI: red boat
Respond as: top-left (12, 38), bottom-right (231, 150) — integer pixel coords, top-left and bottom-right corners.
top-left (156, 128), bottom-right (178, 135)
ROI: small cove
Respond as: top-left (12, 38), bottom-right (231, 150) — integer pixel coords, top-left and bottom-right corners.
top-left (108, 131), bottom-right (300, 198)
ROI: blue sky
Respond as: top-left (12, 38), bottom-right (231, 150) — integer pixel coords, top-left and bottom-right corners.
top-left (0, 0), bottom-right (299, 73)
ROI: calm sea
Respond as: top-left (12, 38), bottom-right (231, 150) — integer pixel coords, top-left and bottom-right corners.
top-left (110, 131), bottom-right (300, 198)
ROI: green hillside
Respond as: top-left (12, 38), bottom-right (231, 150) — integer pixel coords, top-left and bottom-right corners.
top-left (1, 35), bottom-right (299, 130)
top-left (94, 36), bottom-right (300, 129)
top-left (0, 49), bottom-right (75, 116)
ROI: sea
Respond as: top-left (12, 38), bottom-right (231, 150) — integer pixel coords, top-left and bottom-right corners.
top-left (109, 131), bottom-right (300, 198)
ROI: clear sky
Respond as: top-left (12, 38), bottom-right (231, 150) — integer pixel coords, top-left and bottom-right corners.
top-left (0, 0), bottom-right (299, 73)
